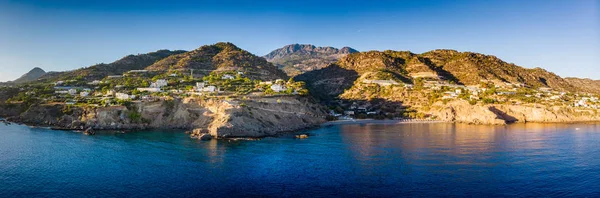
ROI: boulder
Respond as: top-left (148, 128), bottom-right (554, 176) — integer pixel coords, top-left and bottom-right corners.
top-left (295, 134), bottom-right (309, 139)
top-left (83, 127), bottom-right (95, 135)
top-left (198, 133), bottom-right (213, 141)
top-left (193, 128), bottom-right (210, 134)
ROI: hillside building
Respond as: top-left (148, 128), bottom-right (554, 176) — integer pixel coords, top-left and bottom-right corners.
top-left (270, 84), bottom-right (287, 92)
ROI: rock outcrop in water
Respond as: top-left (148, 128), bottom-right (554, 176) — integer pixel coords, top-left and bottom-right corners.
top-left (6, 96), bottom-right (327, 138)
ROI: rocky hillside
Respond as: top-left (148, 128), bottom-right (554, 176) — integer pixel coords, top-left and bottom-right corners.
top-left (420, 50), bottom-right (575, 91)
top-left (9, 67), bottom-right (46, 84)
top-left (36, 49), bottom-right (186, 83)
top-left (146, 42), bottom-right (287, 81)
top-left (264, 44), bottom-right (358, 76)
top-left (297, 49), bottom-right (580, 99)
top-left (565, 78), bottom-right (600, 94)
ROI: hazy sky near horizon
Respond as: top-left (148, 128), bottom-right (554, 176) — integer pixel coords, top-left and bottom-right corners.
top-left (1, 0), bottom-right (598, 82)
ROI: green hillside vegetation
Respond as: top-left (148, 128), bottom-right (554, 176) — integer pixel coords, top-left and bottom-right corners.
top-left (146, 42), bottom-right (287, 81)
top-left (37, 50), bottom-right (186, 83)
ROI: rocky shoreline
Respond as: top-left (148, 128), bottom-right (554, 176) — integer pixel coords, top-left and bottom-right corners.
top-left (3, 98), bottom-right (600, 138)
top-left (428, 100), bottom-right (600, 125)
top-left (1, 96), bottom-right (328, 138)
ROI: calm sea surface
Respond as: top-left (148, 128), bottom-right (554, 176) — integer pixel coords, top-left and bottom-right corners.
top-left (1, 122), bottom-right (599, 197)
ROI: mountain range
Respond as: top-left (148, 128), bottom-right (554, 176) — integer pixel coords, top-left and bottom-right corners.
top-left (3, 43), bottom-right (598, 95)
top-left (264, 44), bottom-right (358, 76)
top-left (295, 49), bottom-right (591, 99)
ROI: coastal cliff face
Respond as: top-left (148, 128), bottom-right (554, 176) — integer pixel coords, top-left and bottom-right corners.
top-left (6, 96), bottom-right (327, 138)
top-left (430, 100), bottom-right (600, 125)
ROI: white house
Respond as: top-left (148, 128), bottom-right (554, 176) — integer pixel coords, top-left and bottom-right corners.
top-left (549, 95), bottom-right (561, 100)
top-left (201, 86), bottom-right (217, 93)
top-left (270, 84), bottom-right (287, 92)
top-left (442, 91), bottom-right (458, 99)
top-left (80, 92), bottom-right (89, 97)
top-left (170, 89), bottom-right (184, 94)
top-left (575, 99), bottom-right (588, 107)
top-left (222, 74), bottom-right (235, 80)
top-left (55, 81), bottom-right (64, 85)
top-left (68, 89), bottom-right (78, 95)
top-left (151, 79), bottom-right (168, 88)
top-left (88, 80), bottom-right (102, 85)
top-left (116, 93), bottom-right (131, 100)
top-left (260, 81), bottom-right (273, 85)
top-left (195, 82), bottom-right (216, 92)
top-left (105, 90), bottom-right (115, 97)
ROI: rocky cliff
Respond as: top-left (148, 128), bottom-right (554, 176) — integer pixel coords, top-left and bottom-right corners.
top-left (6, 96), bottom-right (327, 138)
top-left (430, 100), bottom-right (600, 125)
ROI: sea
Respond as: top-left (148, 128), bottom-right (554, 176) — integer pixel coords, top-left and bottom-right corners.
top-left (1, 122), bottom-right (599, 197)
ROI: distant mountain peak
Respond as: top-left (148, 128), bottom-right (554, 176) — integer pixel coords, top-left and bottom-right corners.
top-left (264, 44), bottom-right (359, 76)
top-left (10, 67), bottom-right (46, 84)
top-left (30, 67), bottom-right (44, 71)
top-left (265, 44), bottom-right (358, 60)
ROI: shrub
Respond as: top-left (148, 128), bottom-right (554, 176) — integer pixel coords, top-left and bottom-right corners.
top-left (482, 98), bottom-right (496, 104)
top-left (128, 111), bottom-right (142, 123)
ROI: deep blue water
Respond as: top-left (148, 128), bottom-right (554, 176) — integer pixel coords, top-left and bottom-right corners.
top-left (1, 122), bottom-right (600, 197)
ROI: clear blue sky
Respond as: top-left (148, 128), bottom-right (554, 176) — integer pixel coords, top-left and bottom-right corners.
top-left (1, 0), bottom-right (598, 82)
